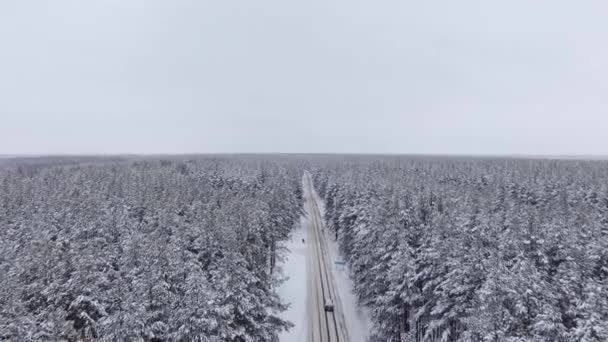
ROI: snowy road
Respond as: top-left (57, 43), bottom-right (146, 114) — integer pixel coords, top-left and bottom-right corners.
top-left (303, 172), bottom-right (350, 342)
top-left (279, 173), bottom-right (370, 342)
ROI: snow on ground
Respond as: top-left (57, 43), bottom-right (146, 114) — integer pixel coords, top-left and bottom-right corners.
top-left (323, 227), bottom-right (373, 342)
top-left (278, 175), bottom-right (372, 341)
top-left (312, 185), bottom-right (373, 342)
top-left (277, 216), bottom-right (308, 342)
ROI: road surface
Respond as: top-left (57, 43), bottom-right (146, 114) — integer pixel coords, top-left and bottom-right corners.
top-left (304, 172), bottom-right (350, 342)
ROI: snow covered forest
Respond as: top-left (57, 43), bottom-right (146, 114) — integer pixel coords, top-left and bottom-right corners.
top-left (313, 157), bottom-right (608, 341)
top-left (2, 155), bottom-right (608, 341)
top-left (0, 157), bottom-right (302, 341)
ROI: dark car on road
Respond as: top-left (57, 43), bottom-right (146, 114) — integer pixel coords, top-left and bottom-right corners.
top-left (324, 299), bottom-right (334, 312)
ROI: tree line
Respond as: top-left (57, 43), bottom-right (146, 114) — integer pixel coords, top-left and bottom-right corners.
top-left (0, 157), bottom-right (302, 341)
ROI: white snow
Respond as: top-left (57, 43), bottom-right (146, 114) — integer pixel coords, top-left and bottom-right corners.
top-left (278, 175), bottom-right (372, 341)
top-left (312, 185), bottom-right (373, 342)
top-left (323, 231), bottom-right (373, 341)
top-left (277, 217), bottom-right (308, 342)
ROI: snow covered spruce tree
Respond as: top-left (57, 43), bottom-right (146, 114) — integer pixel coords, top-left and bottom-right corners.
top-left (314, 157), bottom-right (608, 341)
top-left (0, 157), bottom-right (302, 341)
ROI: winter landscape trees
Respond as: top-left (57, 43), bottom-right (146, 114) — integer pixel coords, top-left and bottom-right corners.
top-left (2, 155), bottom-right (607, 341)
top-left (313, 157), bottom-right (608, 341)
top-left (0, 157), bottom-right (302, 341)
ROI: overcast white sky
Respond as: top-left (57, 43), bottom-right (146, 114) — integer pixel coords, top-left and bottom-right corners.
top-left (1, 1), bottom-right (607, 155)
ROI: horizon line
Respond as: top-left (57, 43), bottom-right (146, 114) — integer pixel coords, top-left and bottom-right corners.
top-left (1, 152), bottom-right (608, 161)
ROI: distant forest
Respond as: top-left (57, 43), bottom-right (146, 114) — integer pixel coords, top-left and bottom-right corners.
top-left (2, 156), bottom-right (608, 341)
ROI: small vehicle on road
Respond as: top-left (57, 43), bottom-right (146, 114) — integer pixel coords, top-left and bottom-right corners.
top-left (324, 299), bottom-right (334, 312)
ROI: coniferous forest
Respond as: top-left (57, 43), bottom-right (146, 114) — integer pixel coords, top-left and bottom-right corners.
top-left (313, 156), bottom-right (608, 341)
top-left (0, 157), bottom-right (302, 341)
top-left (2, 155), bottom-right (608, 341)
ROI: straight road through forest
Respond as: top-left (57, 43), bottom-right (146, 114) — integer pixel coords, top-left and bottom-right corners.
top-left (303, 172), bottom-right (350, 342)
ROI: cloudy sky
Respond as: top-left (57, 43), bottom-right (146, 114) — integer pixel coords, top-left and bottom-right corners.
top-left (1, 0), bottom-right (606, 155)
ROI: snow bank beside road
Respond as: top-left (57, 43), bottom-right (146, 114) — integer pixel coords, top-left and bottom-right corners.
top-left (311, 178), bottom-right (372, 342)
top-left (323, 228), bottom-right (372, 342)
top-left (277, 218), bottom-right (308, 342)
top-left (279, 173), bottom-right (372, 341)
